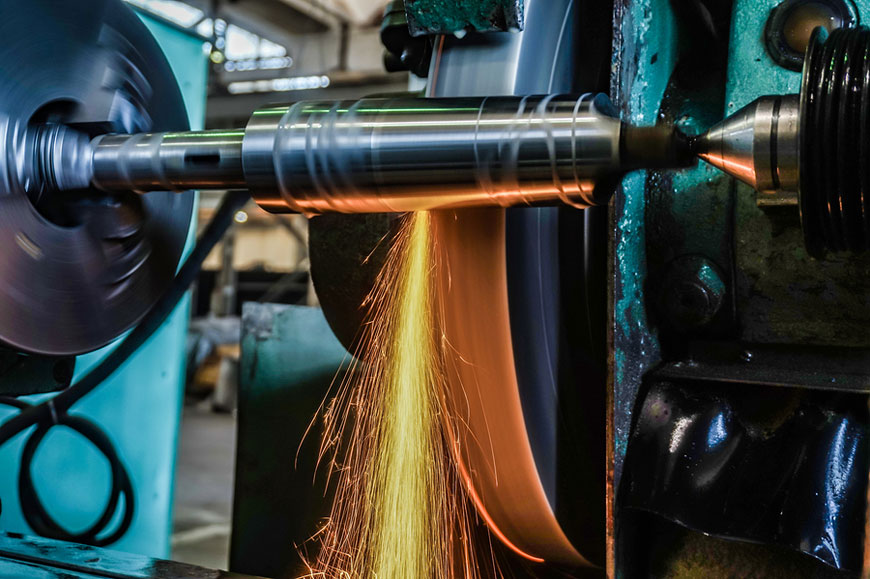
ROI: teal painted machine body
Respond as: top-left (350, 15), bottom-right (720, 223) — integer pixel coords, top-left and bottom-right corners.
top-left (612, 0), bottom-right (870, 482)
top-left (231, 303), bottom-right (348, 577)
top-left (404, 0), bottom-right (525, 35)
top-left (613, 0), bottom-right (870, 573)
top-left (0, 13), bottom-right (207, 559)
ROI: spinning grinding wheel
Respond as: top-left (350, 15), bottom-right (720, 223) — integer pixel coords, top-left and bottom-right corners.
top-left (309, 0), bottom-right (608, 568)
top-left (310, 0), bottom-right (608, 568)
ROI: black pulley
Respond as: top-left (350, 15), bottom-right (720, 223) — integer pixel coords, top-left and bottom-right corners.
top-left (0, 0), bottom-right (192, 355)
top-left (800, 26), bottom-right (870, 255)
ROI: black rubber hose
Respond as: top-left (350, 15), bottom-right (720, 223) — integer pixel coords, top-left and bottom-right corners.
top-left (0, 396), bottom-right (136, 546)
top-left (0, 190), bottom-right (250, 545)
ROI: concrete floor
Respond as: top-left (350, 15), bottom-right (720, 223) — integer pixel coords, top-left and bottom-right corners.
top-left (171, 402), bottom-right (237, 570)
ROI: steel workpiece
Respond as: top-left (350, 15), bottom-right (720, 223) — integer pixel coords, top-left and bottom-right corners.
top-left (80, 93), bottom-right (693, 214)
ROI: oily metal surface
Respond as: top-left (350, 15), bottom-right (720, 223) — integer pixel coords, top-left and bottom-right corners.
top-left (0, 0), bottom-right (192, 355)
top-left (621, 381), bottom-right (869, 572)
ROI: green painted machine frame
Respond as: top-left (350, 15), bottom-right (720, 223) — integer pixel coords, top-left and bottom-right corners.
top-left (612, 0), bottom-right (870, 573)
top-left (404, 0), bottom-right (525, 35)
top-left (231, 303), bottom-right (349, 578)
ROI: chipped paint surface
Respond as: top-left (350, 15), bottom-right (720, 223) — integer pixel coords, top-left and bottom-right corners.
top-left (611, 0), bottom-right (677, 487)
top-left (612, 0), bottom-right (870, 487)
top-left (405, 0), bottom-right (524, 35)
top-left (610, 0), bottom-right (870, 573)
top-left (726, 0), bottom-right (801, 111)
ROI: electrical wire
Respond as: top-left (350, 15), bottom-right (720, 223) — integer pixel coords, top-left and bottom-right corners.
top-left (0, 190), bottom-right (250, 546)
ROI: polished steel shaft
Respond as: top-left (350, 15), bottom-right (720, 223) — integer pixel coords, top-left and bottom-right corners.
top-left (92, 130), bottom-right (246, 192)
top-left (77, 94), bottom-right (692, 214)
top-left (241, 94), bottom-right (623, 213)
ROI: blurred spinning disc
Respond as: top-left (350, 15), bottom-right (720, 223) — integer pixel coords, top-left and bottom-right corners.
top-left (0, 0), bottom-right (192, 355)
top-left (428, 0), bottom-right (606, 568)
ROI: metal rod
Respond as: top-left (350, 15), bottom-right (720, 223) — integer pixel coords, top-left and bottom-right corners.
top-left (87, 95), bottom-right (632, 213)
top-left (80, 94), bottom-right (694, 214)
top-left (91, 129), bottom-right (246, 193)
top-left (241, 94), bottom-right (625, 213)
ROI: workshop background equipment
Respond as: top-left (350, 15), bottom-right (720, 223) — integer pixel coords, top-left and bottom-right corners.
top-left (230, 303), bottom-right (348, 578)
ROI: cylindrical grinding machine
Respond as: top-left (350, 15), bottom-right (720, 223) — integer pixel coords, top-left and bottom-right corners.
top-left (0, 0), bottom-right (869, 576)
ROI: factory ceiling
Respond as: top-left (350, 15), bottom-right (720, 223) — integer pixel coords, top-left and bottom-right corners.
top-left (125, 0), bottom-right (400, 126)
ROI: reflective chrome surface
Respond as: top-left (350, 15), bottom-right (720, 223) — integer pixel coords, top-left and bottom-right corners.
top-left (697, 94), bottom-right (800, 194)
top-left (90, 94), bottom-right (623, 213)
top-left (29, 124), bottom-right (94, 193)
top-left (93, 130), bottom-right (245, 192)
top-left (246, 95), bottom-right (620, 213)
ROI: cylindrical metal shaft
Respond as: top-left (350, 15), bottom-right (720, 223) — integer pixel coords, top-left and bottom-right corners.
top-left (91, 130), bottom-right (246, 192)
top-left (241, 94), bottom-right (623, 213)
top-left (87, 94), bottom-right (637, 213)
top-left (64, 94), bottom-right (697, 214)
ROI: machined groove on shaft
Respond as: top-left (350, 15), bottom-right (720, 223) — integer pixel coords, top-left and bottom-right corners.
top-left (88, 94), bottom-right (630, 213)
top-left (92, 130), bottom-right (246, 193)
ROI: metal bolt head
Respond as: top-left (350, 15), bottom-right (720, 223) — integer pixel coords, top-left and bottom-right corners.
top-left (657, 255), bottom-right (726, 333)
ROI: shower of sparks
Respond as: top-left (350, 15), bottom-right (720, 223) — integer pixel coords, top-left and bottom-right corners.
top-left (302, 211), bottom-right (500, 579)
top-left (369, 209), bottom-right (438, 577)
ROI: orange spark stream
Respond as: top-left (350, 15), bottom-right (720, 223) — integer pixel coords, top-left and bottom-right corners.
top-left (304, 211), bottom-right (497, 579)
